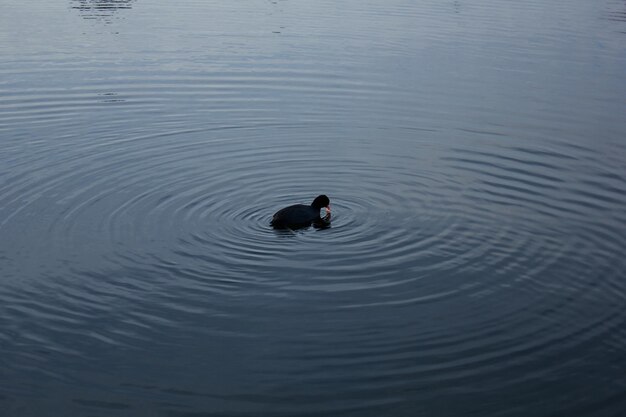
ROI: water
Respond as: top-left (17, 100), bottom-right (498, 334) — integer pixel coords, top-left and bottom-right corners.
top-left (1, 0), bottom-right (626, 415)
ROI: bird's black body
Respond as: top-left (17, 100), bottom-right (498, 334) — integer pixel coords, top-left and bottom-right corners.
top-left (271, 195), bottom-right (331, 229)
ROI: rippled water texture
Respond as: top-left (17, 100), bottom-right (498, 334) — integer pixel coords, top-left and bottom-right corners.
top-left (1, 0), bottom-right (626, 416)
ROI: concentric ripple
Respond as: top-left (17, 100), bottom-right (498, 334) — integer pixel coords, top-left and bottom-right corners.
top-left (2, 120), bottom-right (626, 414)
top-left (2, 0), bottom-right (626, 415)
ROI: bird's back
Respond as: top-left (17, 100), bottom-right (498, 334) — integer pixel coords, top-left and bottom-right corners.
top-left (271, 204), bottom-right (317, 228)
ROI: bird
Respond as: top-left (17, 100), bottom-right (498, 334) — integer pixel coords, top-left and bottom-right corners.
top-left (271, 195), bottom-right (331, 229)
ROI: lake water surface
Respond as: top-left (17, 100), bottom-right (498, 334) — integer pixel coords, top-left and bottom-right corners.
top-left (1, 0), bottom-right (626, 416)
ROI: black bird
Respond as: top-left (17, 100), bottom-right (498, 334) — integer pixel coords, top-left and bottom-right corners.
top-left (271, 195), bottom-right (331, 229)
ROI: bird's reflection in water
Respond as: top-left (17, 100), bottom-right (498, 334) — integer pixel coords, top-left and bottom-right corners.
top-left (313, 214), bottom-right (332, 230)
top-left (272, 214), bottom-right (331, 237)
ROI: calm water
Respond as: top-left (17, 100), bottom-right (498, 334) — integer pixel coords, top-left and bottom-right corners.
top-left (1, 0), bottom-right (626, 415)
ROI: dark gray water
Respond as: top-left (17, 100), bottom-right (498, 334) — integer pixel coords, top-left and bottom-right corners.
top-left (2, 0), bottom-right (626, 415)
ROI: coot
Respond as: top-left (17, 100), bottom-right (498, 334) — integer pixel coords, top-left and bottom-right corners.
top-left (271, 195), bottom-right (331, 229)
